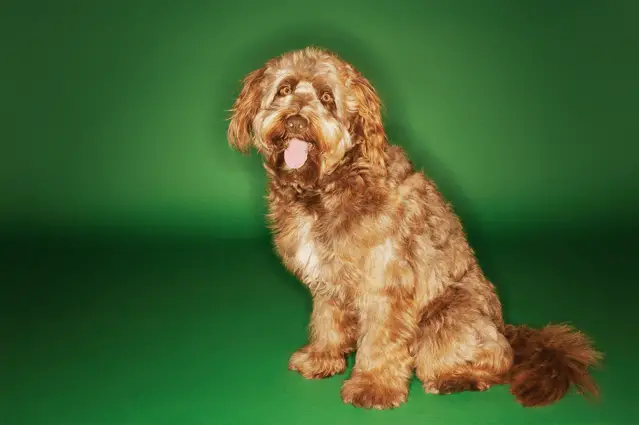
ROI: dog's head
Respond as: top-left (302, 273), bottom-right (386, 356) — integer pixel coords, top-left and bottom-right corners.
top-left (227, 46), bottom-right (387, 184)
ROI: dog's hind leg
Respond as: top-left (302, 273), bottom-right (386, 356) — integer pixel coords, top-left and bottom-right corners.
top-left (413, 285), bottom-right (513, 395)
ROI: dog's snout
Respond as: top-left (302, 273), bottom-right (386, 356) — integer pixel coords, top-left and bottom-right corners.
top-left (285, 115), bottom-right (308, 133)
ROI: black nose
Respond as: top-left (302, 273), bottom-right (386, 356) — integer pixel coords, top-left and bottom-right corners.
top-left (285, 115), bottom-right (308, 133)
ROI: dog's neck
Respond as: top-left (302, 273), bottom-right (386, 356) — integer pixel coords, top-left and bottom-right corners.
top-left (263, 143), bottom-right (397, 233)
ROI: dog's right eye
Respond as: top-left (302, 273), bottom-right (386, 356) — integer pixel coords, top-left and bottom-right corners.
top-left (278, 85), bottom-right (292, 96)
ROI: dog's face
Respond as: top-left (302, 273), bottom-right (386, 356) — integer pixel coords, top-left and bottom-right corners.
top-left (227, 47), bottom-right (387, 184)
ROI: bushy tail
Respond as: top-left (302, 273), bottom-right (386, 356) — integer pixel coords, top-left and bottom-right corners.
top-left (503, 323), bottom-right (603, 407)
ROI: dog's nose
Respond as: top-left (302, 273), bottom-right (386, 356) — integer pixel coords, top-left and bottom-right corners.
top-left (285, 115), bottom-right (308, 133)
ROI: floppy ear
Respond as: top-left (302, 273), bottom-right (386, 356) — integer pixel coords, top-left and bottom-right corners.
top-left (348, 71), bottom-right (387, 170)
top-left (227, 67), bottom-right (266, 154)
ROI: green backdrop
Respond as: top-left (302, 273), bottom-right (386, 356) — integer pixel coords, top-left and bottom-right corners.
top-left (2, 1), bottom-right (637, 424)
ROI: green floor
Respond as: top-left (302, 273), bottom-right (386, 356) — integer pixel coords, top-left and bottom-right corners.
top-left (2, 226), bottom-right (635, 425)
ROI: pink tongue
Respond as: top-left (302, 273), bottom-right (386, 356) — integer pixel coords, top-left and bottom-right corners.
top-left (284, 138), bottom-right (309, 169)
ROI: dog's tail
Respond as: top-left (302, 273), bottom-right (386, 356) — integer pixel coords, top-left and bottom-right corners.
top-left (503, 323), bottom-right (603, 407)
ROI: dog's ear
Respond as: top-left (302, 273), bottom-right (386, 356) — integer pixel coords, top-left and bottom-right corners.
top-left (227, 67), bottom-right (266, 154)
top-left (347, 70), bottom-right (387, 171)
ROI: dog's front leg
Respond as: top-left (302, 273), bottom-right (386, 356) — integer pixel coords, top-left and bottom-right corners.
top-left (288, 292), bottom-right (357, 379)
top-left (341, 273), bottom-right (417, 410)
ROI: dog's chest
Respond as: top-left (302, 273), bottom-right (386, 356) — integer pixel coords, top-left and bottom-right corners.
top-left (289, 220), bottom-right (325, 283)
top-left (276, 214), bottom-right (358, 290)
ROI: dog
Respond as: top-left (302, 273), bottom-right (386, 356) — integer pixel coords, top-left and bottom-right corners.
top-left (226, 46), bottom-right (603, 410)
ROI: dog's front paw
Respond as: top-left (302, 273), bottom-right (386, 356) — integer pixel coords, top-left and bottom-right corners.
top-left (288, 347), bottom-right (347, 379)
top-left (341, 372), bottom-right (408, 410)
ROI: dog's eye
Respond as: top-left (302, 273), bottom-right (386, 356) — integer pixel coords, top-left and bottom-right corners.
top-left (278, 85), bottom-right (292, 96)
top-left (320, 92), bottom-right (333, 103)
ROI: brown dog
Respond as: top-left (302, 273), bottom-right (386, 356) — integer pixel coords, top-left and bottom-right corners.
top-left (226, 46), bottom-right (602, 410)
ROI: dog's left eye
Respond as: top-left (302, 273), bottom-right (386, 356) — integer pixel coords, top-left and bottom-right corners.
top-left (320, 92), bottom-right (333, 103)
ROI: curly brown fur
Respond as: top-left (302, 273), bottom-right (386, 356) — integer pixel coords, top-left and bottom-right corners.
top-left (226, 46), bottom-right (603, 410)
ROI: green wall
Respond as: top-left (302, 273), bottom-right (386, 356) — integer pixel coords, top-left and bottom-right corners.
top-left (2, 0), bottom-right (637, 237)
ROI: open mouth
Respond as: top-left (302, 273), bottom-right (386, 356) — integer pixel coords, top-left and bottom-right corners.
top-left (283, 138), bottom-right (311, 169)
